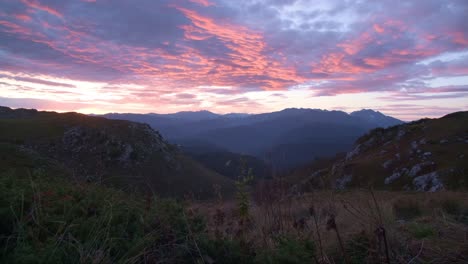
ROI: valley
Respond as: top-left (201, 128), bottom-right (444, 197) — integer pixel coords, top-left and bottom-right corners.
top-left (103, 108), bottom-right (402, 171)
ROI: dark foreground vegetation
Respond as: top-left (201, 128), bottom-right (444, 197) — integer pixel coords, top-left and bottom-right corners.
top-left (2, 168), bottom-right (468, 263)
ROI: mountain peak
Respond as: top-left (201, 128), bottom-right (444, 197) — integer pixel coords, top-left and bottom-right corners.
top-left (175, 110), bottom-right (215, 114)
top-left (165, 110), bottom-right (219, 121)
top-left (351, 109), bottom-right (382, 115)
top-left (350, 109), bottom-right (402, 127)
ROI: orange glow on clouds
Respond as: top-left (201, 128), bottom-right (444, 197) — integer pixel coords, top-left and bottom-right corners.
top-left (0, 0), bottom-right (467, 120)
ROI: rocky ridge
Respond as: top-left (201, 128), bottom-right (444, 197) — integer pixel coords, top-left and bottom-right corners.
top-left (289, 111), bottom-right (468, 192)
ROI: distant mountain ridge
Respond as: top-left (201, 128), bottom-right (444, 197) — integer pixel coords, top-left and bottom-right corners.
top-left (103, 108), bottom-right (403, 170)
top-left (350, 109), bottom-right (402, 128)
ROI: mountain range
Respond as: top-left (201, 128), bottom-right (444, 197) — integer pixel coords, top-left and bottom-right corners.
top-left (2, 106), bottom-right (467, 194)
top-left (103, 108), bottom-right (403, 170)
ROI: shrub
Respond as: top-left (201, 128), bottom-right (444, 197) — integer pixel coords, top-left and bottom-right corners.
top-left (346, 233), bottom-right (372, 264)
top-left (235, 159), bottom-right (254, 220)
top-left (408, 223), bottom-right (435, 239)
top-left (328, 232), bottom-right (374, 264)
top-left (255, 236), bottom-right (316, 264)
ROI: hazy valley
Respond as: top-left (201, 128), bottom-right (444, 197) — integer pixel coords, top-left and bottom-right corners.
top-left (103, 108), bottom-right (402, 171)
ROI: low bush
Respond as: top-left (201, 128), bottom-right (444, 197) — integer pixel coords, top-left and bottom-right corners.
top-left (254, 235), bottom-right (316, 264)
top-left (407, 223), bottom-right (435, 239)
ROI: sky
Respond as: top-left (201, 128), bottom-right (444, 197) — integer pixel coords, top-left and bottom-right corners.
top-left (0, 0), bottom-right (467, 121)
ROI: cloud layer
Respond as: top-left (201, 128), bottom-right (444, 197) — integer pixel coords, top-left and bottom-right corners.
top-left (0, 0), bottom-right (467, 119)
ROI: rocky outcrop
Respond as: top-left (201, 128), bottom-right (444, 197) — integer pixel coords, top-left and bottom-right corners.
top-left (324, 111), bottom-right (468, 191)
top-left (60, 124), bottom-right (175, 167)
top-left (413, 172), bottom-right (444, 192)
top-left (345, 144), bottom-right (361, 161)
top-left (408, 161), bottom-right (435, 177)
top-left (384, 168), bottom-right (408, 185)
top-left (335, 174), bottom-right (352, 190)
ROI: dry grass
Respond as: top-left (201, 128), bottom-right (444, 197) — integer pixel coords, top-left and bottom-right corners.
top-left (191, 190), bottom-right (468, 263)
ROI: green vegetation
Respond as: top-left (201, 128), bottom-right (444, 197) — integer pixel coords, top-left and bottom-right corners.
top-left (235, 159), bottom-right (254, 220)
top-left (0, 169), bottom-right (323, 263)
top-left (345, 234), bottom-right (372, 264)
top-left (0, 169), bottom-right (205, 263)
top-left (255, 236), bottom-right (315, 264)
top-left (407, 223), bottom-right (436, 239)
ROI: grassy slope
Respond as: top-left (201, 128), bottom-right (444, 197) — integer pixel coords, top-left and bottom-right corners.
top-left (347, 111), bottom-right (468, 190)
top-left (287, 112), bottom-right (468, 191)
top-left (0, 107), bottom-right (234, 198)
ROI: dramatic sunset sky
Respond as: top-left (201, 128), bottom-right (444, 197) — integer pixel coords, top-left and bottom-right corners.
top-left (0, 0), bottom-right (467, 120)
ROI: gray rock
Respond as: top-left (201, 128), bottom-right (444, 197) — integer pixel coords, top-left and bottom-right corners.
top-left (385, 168), bottom-right (408, 185)
top-left (118, 144), bottom-right (134, 162)
top-left (439, 139), bottom-right (448, 144)
top-left (384, 172), bottom-right (402, 185)
top-left (408, 161), bottom-right (434, 177)
top-left (309, 169), bottom-right (327, 179)
top-left (331, 161), bottom-right (344, 176)
top-left (382, 159), bottom-right (393, 169)
top-left (335, 174), bottom-right (353, 190)
top-left (413, 172), bottom-right (444, 192)
top-left (346, 144), bottom-right (361, 161)
top-left (397, 129), bottom-right (406, 139)
top-left (396, 220), bottom-right (406, 225)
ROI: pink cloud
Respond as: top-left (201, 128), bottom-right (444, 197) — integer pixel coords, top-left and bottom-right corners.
top-left (21, 0), bottom-right (63, 18)
top-left (0, 0), bottom-right (466, 118)
top-left (373, 24), bottom-right (384, 33)
top-left (188, 0), bottom-right (214, 7)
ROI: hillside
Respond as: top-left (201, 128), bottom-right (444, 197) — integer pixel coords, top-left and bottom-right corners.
top-left (104, 108), bottom-right (403, 170)
top-left (289, 111), bottom-right (468, 192)
top-left (0, 107), bottom-right (234, 198)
